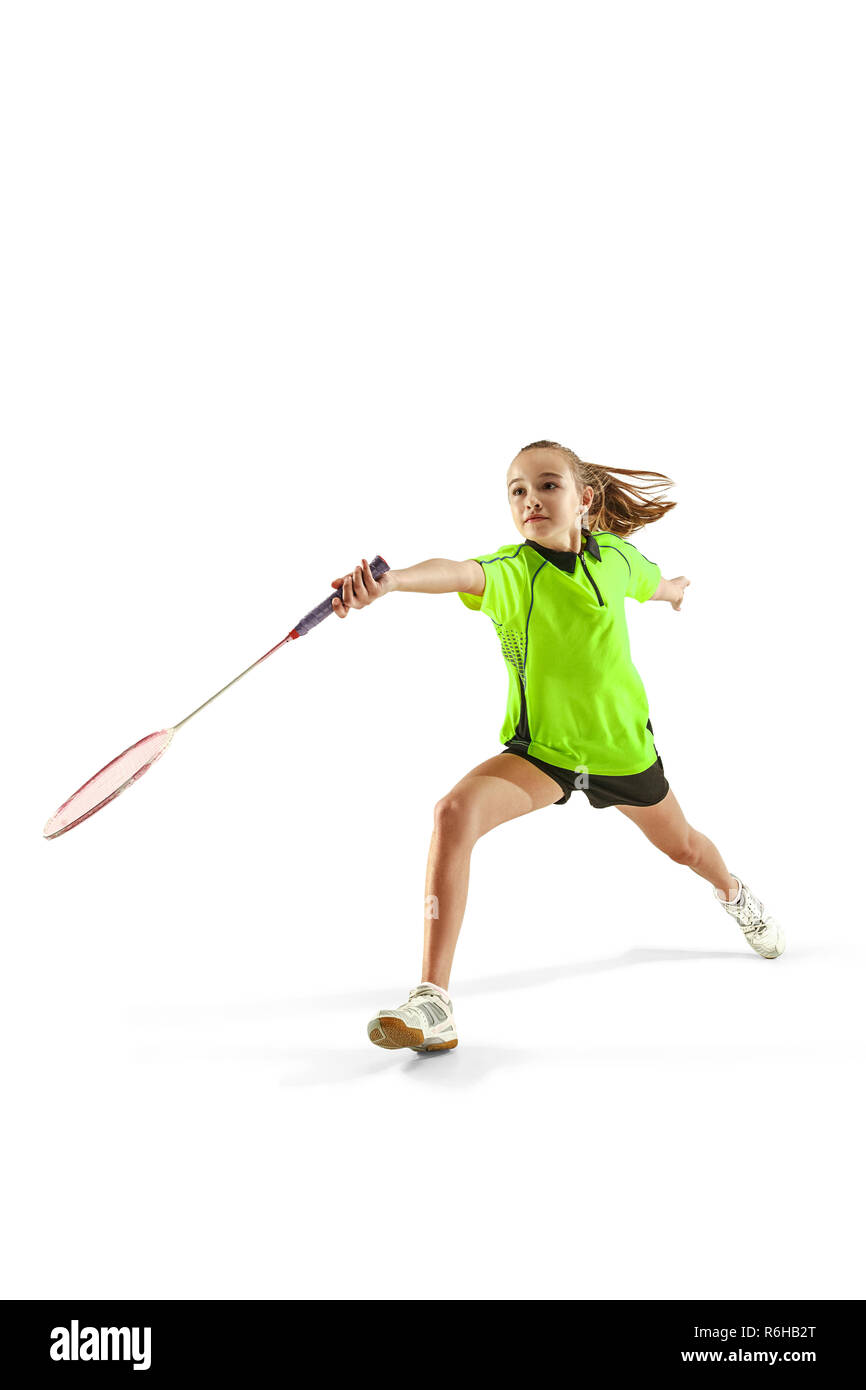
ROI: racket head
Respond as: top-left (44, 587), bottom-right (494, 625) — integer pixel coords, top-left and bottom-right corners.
top-left (43, 728), bottom-right (175, 840)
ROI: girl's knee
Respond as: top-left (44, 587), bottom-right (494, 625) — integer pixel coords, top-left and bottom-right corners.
top-left (666, 827), bottom-right (700, 866)
top-left (434, 793), bottom-right (479, 841)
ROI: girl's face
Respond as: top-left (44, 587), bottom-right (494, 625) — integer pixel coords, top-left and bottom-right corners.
top-left (506, 448), bottom-right (593, 550)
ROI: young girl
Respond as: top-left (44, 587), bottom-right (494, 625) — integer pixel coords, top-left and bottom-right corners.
top-left (331, 440), bottom-right (785, 1054)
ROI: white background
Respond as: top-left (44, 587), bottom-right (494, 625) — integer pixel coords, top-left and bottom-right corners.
top-left (2, 0), bottom-right (864, 1300)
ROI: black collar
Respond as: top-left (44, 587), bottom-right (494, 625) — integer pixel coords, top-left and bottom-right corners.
top-left (526, 530), bottom-right (601, 573)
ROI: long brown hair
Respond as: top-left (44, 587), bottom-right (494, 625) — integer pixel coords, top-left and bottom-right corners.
top-left (517, 440), bottom-right (676, 538)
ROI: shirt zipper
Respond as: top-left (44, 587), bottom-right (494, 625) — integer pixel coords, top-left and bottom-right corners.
top-left (579, 552), bottom-right (605, 606)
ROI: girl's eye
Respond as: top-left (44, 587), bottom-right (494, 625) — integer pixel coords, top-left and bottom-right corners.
top-left (511, 483), bottom-right (558, 497)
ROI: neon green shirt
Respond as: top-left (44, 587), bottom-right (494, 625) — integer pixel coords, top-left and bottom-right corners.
top-left (457, 532), bottom-right (662, 776)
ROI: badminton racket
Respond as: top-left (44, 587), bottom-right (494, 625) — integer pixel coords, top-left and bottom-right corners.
top-left (43, 554), bottom-right (390, 839)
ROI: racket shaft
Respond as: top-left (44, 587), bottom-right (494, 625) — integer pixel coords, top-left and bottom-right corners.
top-left (176, 554), bottom-right (389, 728)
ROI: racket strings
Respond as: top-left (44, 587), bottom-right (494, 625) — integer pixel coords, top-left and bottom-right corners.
top-left (43, 729), bottom-right (174, 838)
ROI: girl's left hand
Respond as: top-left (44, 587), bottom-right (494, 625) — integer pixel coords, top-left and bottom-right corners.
top-left (670, 577), bottom-right (690, 611)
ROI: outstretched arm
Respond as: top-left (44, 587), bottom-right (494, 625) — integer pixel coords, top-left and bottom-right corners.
top-left (649, 575), bottom-right (690, 610)
top-left (331, 557), bottom-right (483, 617)
top-left (388, 558), bottom-right (484, 596)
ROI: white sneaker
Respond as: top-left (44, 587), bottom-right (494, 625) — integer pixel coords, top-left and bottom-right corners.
top-left (714, 876), bottom-right (785, 959)
top-left (367, 984), bottom-right (458, 1052)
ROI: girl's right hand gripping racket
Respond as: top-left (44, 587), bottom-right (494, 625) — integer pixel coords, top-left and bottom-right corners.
top-left (43, 555), bottom-right (390, 840)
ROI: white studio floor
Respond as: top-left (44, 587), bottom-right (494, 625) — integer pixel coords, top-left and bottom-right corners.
top-left (5, 771), bottom-right (863, 1301)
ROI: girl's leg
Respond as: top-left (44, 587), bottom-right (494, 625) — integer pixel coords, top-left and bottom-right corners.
top-left (614, 787), bottom-right (740, 899)
top-left (422, 753), bottom-right (564, 990)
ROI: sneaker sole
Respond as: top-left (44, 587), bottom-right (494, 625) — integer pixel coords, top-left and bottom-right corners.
top-left (368, 1016), bottom-right (458, 1052)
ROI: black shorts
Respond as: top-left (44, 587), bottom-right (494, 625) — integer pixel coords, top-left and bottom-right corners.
top-left (499, 721), bottom-right (670, 810)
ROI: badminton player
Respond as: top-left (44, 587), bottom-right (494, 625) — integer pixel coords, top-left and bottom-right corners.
top-left (331, 440), bottom-right (785, 1054)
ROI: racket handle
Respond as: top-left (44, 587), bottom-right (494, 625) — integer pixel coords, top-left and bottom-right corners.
top-left (290, 554), bottom-right (390, 638)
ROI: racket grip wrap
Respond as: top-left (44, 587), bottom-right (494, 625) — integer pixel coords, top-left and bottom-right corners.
top-left (292, 554), bottom-right (390, 637)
